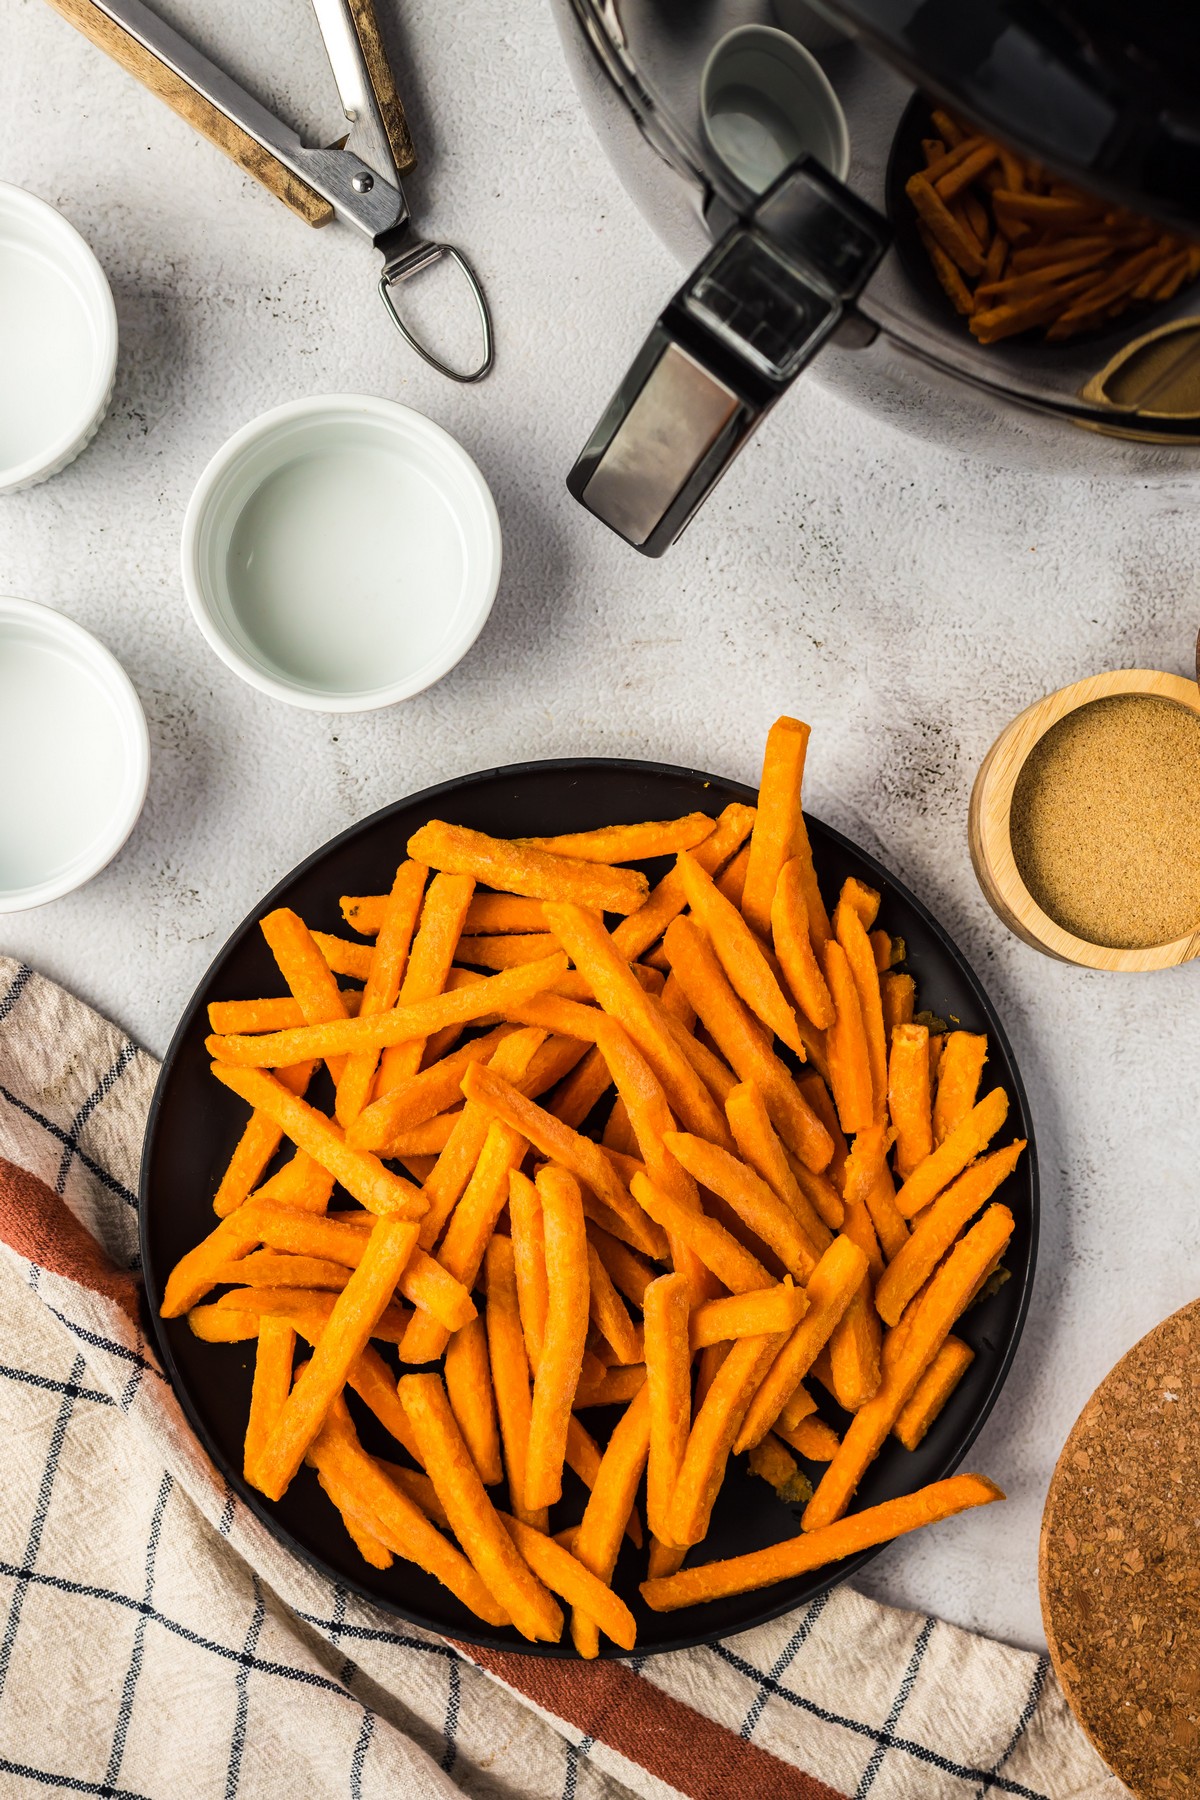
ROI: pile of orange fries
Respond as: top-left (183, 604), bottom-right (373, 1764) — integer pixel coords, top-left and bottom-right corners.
top-left (907, 106), bottom-right (1200, 344)
top-left (163, 717), bottom-right (1023, 1651)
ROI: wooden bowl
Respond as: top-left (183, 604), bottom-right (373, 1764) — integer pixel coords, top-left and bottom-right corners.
top-left (968, 669), bottom-right (1200, 971)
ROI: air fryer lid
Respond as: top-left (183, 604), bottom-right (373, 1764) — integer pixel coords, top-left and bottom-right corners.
top-left (827, 0), bottom-right (1200, 236)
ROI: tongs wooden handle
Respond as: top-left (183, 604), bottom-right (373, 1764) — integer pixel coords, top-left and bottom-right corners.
top-left (41, 0), bottom-right (413, 226)
top-left (341, 0), bottom-right (415, 177)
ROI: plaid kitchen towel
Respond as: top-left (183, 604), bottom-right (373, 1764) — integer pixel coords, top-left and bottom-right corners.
top-left (0, 954), bottom-right (1125, 1800)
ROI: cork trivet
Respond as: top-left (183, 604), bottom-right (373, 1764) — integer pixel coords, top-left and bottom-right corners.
top-left (1040, 1300), bottom-right (1199, 1797)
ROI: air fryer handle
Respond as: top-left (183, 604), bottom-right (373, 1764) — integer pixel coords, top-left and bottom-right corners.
top-left (567, 305), bottom-right (805, 559)
top-left (568, 159), bottom-right (890, 557)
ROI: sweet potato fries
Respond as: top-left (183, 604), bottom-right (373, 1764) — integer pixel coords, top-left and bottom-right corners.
top-left (162, 717), bottom-right (1024, 1651)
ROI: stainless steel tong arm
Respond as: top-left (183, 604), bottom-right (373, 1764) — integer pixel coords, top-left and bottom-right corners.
top-left (86, 0), bottom-right (408, 239)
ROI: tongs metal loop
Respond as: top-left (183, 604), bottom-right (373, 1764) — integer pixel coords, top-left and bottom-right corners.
top-left (45, 0), bottom-right (494, 382)
top-left (379, 240), bottom-right (494, 383)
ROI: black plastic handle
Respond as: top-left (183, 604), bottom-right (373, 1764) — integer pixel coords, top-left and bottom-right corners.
top-left (568, 159), bottom-right (889, 556)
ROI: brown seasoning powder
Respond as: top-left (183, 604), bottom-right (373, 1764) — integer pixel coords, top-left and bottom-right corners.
top-left (1009, 694), bottom-right (1200, 948)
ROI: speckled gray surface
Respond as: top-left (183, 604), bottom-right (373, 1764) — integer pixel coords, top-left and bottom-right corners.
top-left (1, 0), bottom-right (1197, 1657)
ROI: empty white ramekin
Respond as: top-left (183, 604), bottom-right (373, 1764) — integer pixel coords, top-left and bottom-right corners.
top-left (0, 597), bottom-right (149, 911)
top-left (0, 184), bottom-right (118, 494)
top-left (181, 395), bottom-right (502, 712)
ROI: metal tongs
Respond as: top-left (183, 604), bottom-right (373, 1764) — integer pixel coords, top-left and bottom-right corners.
top-left (44, 0), bottom-right (494, 382)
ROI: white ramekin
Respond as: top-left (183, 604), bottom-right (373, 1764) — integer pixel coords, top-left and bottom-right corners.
top-left (181, 395), bottom-right (503, 713)
top-left (0, 597), bottom-right (149, 911)
top-left (0, 185), bottom-right (118, 494)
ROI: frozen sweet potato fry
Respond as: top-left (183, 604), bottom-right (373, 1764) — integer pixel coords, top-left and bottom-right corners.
top-left (249, 1146), bottom-right (335, 1213)
top-left (374, 871), bottom-right (477, 1097)
top-left (669, 1333), bottom-right (783, 1547)
top-left (591, 1018), bottom-right (711, 1296)
top-left (243, 1316), bottom-right (295, 1487)
top-left (544, 902), bottom-right (733, 1147)
top-left (518, 814), bottom-right (715, 863)
top-left (332, 863), bottom-right (429, 1123)
top-left (775, 1415), bottom-right (840, 1462)
top-left (586, 1241), bottom-right (641, 1366)
top-left (408, 820), bottom-right (648, 915)
top-left (876, 1140), bottom-right (1025, 1325)
top-left (162, 1202), bottom-right (277, 1318)
top-left (259, 906), bottom-right (358, 1088)
top-left (735, 1234), bottom-right (868, 1450)
top-left (630, 1172), bottom-right (771, 1294)
top-left (586, 1224), bottom-right (655, 1311)
top-left (932, 1032), bottom-right (988, 1146)
top-left (663, 1132), bottom-right (819, 1281)
top-left (748, 1432), bottom-right (813, 1504)
top-left (344, 1026), bottom-right (510, 1153)
top-left (310, 933), bottom-right (373, 980)
top-left (827, 1281), bottom-right (882, 1414)
top-left (889, 1023), bottom-right (933, 1180)
top-left (570, 1386), bottom-right (651, 1657)
top-left (548, 1043), bottom-right (613, 1130)
top-left (655, 1004), bottom-right (739, 1108)
top-left (741, 716), bottom-right (811, 940)
top-left (525, 1166), bottom-right (590, 1511)
top-left (893, 1336), bottom-right (974, 1451)
top-left (212, 1058), bottom-right (319, 1219)
top-left (724, 1081), bottom-right (832, 1255)
top-left (252, 1218), bottom-right (418, 1500)
top-left (821, 940), bottom-right (875, 1136)
top-left (455, 933), bottom-right (563, 971)
top-left (862, 1162), bottom-right (909, 1266)
top-left (840, 1127), bottom-right (893, 1276)
top-left (880, 973), bottom-right (915, 1045)
top-left (835, 893), bottom-right (888, 1123)
top-left (400, 1371), bottom-right (563, 1642)
top-left (642, 1273), bottom-right (692, 1547)
top-left (213, 1251), bottom-right (350, 1293)
top-left (894, 1087), bottom-right (1009, 1218)
top-left (609, 802), bottom-right (757, 962)
top-left (484, 1234), bottom-right (546, 1530)
top-left (804, 1204), bottom-right (1015, 1528)
top-left (445, 1314), bottom-right (503, 1486)
top-left (315, 1462), bottom-right (394, 1569)
top-left (714, 843), bottom-right (750, 908)
top-left (508, 1170), bottom-right (548, 1372)
top-left (500, 1514), bottom-right (636, 1650)
top-left (918, 221), bottom-right (976, 313)
top-left (212, 1285), bottom-right (409, 1343)
top-left (465, 894), bottom-right (549, 934)
top-left (565, 1416), bottom-right (642, 1548)
top-left (205, 955), bottom-right (567, 1068)
top-left (642, 1474), bottom-right (1003, 1610)
top-left (398, 1115), bottom-right (528, 1365)
top-left (676, 851), bottom-right (806, 1060)
top-left (209, 1065), bottom-right (425, 1219)
top-left (662, 917), bottom-right (830, 1170)
top-left (771, 858), bottom-right (835, 1030)
top-left (906, 174), bottom-right (985, 275)
top-left (411, 1028), bottom-right (546, 1252)
top-left (572, 1364), bottom-right (647, 1409)
top-left (689, 1281), bottom-right (807, 1351)
top-left (308, 1398), bottom-right (508, 1624)
top-left (385, 1111), bottom-right (462, 1156)
top-left (461, 1062), bottom-right (663, 1260)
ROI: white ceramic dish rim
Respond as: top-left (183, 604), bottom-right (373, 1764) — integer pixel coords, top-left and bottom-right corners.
top-left (700, 24), bottom-right (852, 187)
top-left (0, 183), bottom-right (119, 494)
top-left (180, 395), bottom-right (503, 714)
top-left (0, 596), bottom-right (150, 912)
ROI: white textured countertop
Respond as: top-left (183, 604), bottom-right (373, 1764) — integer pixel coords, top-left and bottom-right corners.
top-left (2, 0), bottom-right (1197, 1657)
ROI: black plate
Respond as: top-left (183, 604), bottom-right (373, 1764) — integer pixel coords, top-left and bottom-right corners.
top-left (140, 759), bottom-right (1038, 1657)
